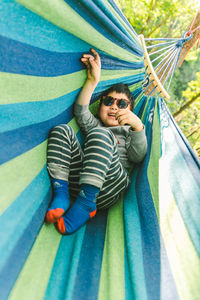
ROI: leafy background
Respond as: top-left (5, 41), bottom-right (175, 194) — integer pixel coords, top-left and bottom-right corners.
top-left (116, 0), bottom-right (200, 156)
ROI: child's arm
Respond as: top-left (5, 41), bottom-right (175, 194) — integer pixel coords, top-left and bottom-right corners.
top-left (74, 49), bottom-right (102, 134)
top-left (76, 49), bottom-right (101, 106)
top-left (115, 111), bottom-right (147, 162)
top-left (127, 129), bottom-right (147, 163)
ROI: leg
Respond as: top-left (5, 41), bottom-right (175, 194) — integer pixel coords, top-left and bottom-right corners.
top-left (56, 127), bottom-right (127, 234)
top-left (81, 128), bottom-right (129, 209)
top-left (46, 125), bottom-right (82, 223)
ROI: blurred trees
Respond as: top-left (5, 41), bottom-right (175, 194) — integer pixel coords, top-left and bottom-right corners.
top-left (116, 0), bottom-right (197, 39)
top-left (170, 51), bottom-right (200, 155)
top-left (116, 0), bottom-right (200, 156)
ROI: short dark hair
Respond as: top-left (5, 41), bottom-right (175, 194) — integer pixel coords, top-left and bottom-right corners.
top-left (100, 83), bottom-right (134, 111)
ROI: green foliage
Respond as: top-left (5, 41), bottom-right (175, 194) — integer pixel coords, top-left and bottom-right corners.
top-left (116, 0), bottom-right (198, 38)
top-left (167, 51), bottom-right (200, 157)
top-left (116, 0), bottom-right (200, 156)
top-left (178, 73), bottom-right (200, 156)
top-left (169, 50), bottom-right (200, 109)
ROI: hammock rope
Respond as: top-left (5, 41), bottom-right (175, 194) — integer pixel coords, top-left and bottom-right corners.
top-left (140, 32), bottom-right (193, 99)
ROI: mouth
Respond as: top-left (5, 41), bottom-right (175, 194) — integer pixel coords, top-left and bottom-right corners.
top-left (108, 113), bottom-right (116, 118)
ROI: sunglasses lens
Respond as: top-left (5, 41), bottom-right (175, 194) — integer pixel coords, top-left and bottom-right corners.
top-left (117, 99), bottom-right (129, 108)
top-left (103, 96), bottom-right (130, 109)
top-left (103, 96), bottom-right (114, 106)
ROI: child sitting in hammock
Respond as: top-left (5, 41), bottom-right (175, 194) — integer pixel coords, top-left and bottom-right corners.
top-left (45, 49), bottom-right (147, 234)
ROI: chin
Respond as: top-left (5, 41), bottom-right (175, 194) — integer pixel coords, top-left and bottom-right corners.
top-left (107, 122), bottom-right (118, 127)
top-left (102, 119), bottom-right (119, 127)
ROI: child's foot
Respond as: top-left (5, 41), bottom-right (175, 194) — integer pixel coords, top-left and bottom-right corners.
top-left (55, 184), bottom-right (99, 234)
top-left (45, 179), bottom-right (70, 223)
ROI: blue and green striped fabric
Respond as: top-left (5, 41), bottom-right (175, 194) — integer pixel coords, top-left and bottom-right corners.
top-left (0, 1), bottom-right (200, 299)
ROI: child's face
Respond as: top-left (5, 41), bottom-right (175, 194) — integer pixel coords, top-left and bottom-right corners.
top-left (99, 91), bottom-right (131, 127)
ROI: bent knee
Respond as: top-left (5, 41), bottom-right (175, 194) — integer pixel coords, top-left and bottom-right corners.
top-left (87, 127), bottom-right (116, 144)
top-left (49, 124), bottom-right (75, 139)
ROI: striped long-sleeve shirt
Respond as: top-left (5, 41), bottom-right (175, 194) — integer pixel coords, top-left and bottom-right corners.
top-left (74, 103), bottom-right (147, 172)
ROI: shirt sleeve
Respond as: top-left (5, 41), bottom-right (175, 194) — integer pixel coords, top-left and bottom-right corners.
top-left (126, 127), bottom-right (148, 163)
top-left (74, 102), bottom-right (101, 135)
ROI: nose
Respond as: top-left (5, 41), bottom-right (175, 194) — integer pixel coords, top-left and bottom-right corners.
top-left (110, 100), bottom-right (118, 109)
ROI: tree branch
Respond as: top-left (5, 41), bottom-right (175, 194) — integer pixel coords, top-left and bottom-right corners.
top-left (173, 92), bottom-right (200, 118)
top-left (186, 125), bottom-right (200, 138)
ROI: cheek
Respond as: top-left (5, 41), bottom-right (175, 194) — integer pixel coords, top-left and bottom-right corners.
top-left (99, 105), bottom-right (107, 117)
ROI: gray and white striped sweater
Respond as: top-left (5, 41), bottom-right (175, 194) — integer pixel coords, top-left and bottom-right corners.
top-left (74, 103), bottom-right (147, 172)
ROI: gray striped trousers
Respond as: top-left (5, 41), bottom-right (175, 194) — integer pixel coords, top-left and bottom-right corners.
top-left (47, 124), bottom-right (129, 209)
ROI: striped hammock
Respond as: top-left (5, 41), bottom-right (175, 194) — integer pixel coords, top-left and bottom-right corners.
top-left (0, 1), bottom-right (200, 300)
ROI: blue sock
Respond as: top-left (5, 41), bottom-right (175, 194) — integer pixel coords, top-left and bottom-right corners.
top-left (45, 179), bottom-right (70, 223)
top-left (56, 184), bottom-right (100, 234)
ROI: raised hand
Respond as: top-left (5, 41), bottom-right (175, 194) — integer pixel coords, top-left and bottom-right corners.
top-left (77, 49), bottom-right (101, 105)
top-left (81, 49), bottom-right (101, 84)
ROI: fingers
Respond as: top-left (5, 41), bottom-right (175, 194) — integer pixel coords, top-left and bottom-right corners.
top-left (117, 111), bottom-right (143, 129)
top-left (81, 54), bottom-right (94, 59)
top-left (116, 111), bottom-right (128, 124)
top-left (81, 56), bottom-right (94, 71)
top-left (116, 110), bottom-right (135, 126)
top-left (80, 57), bottom-right (90, 69)
top-left (81, 55), bottom-right (93, 64)
top-left (91, 48), bottom-right (101, 66)
top-left (117, 115), bottom-right (128, 125)
top-left (116, 110), bottom-right (130, 119)
top-left (81, 49), bottom-right (101, 66)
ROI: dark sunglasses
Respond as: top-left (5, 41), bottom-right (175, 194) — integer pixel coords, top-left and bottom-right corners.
top-left (102, 96), bottom-right (130, 109)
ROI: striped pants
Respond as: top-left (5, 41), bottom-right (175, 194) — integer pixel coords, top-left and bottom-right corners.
top-left (47, 125), bottom-right (129, 209)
